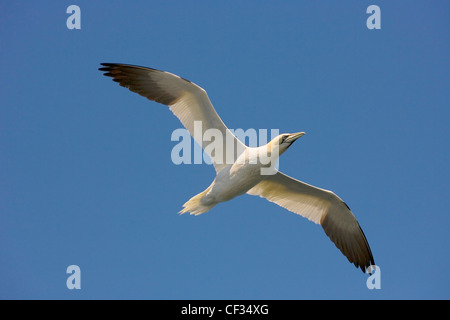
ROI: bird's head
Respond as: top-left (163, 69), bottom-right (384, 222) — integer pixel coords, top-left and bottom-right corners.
top-left (269, 132), bottom-right (306, 157)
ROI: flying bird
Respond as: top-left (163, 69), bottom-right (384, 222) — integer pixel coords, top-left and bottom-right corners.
top-left (99, 63), bottom-right (375, 273)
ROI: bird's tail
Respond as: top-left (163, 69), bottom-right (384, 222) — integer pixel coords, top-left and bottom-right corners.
top-left (179, 187), bottom-right (215, 215)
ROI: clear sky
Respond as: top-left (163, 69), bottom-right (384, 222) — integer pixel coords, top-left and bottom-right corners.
top-left (1, 1), bottom-right (449, 299)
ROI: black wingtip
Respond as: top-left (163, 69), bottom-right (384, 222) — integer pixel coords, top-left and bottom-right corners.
top-left (99, 63), bottom-right (115, 72)
top-left (362, 264), bottom-right (377, 275)
top-left (98, 63), bottom-right (121, 78)
top-left (358, 224), bottom-right (375, 274)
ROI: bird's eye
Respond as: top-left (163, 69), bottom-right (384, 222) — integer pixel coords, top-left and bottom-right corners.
top-left (281, 135), bottom-right (288, 143)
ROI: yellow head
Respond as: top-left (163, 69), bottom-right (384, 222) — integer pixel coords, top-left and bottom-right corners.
top-left (267, 132), bottom-right (306, 157)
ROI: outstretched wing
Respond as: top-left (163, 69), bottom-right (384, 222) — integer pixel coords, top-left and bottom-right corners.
top-left (99, 63), bottom-right (245, 172)
top-left (247, 171), bottom-right (375, 272)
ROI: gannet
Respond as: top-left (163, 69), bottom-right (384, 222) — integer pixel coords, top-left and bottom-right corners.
top-left (99, 63), bottom-right (375, 273)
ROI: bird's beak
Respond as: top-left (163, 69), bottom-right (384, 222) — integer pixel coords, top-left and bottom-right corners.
top-left (285, 132), bottom-right (305, 144)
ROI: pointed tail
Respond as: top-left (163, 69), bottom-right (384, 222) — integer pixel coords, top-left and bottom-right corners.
top-left (179, 186), bottom-right (216, 215)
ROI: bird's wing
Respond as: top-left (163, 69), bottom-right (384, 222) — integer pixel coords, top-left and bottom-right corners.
top-left (247, 171), bottom-right (374, 272)
top-left (99, 63), bottom-right (246, 173)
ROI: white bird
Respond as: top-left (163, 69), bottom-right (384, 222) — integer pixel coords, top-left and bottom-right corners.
top-left (99, 63), bottom-right (375, 273)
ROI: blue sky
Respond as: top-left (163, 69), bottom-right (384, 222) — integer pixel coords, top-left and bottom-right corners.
top-left (1, 1), bottom-right (449, 299)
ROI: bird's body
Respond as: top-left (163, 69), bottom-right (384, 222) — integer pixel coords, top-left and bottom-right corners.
top-left (186, 144), bottom-right (279, 214)
top-left (99, 63), bottom-right (375, 273)
top-left (189, 163), bottom-right (259, 214)
top-left (205, 159), bottom-right (261, 204)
